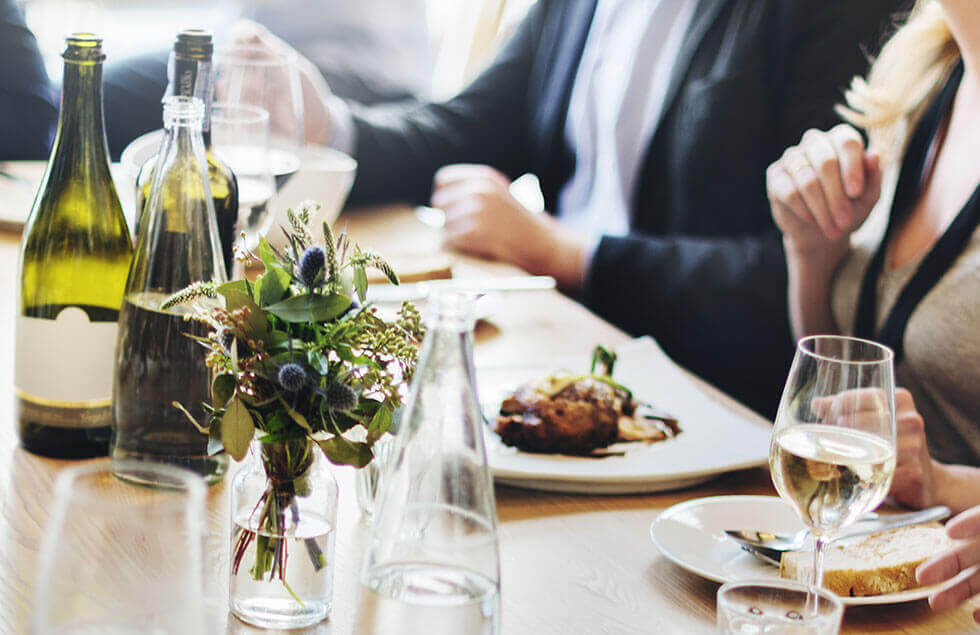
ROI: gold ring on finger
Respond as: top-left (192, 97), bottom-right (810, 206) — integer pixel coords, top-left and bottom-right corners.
top-left (787, 157), bottom-right (811, 175)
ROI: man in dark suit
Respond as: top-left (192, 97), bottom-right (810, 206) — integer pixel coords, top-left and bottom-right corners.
top-left (248, 0), bottom-right (902, 415)
top-left (0, 0), bottom-right (57, 159)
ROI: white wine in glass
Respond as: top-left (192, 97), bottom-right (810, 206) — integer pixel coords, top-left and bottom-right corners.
top-left (770, 335), bottom-right (897, 590)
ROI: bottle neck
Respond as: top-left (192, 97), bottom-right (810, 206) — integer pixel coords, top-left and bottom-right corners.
top-left (50, 60), bottom-right (111, 172)
top-left (170, 54), bottom-right (214, 147)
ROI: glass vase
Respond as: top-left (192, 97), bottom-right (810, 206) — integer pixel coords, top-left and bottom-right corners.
top-left (230, 439), bottom-right (338, 629)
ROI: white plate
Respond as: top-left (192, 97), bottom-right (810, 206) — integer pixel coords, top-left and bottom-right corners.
top-left (479, 337), bottom-right (772, 494)
top-left (649, 495), bottom-right (945, 606)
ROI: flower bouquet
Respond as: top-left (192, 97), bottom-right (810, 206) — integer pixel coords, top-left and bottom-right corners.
top-left (162, 202), bottom-right (423, 616)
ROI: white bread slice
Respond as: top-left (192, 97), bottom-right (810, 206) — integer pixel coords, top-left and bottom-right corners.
top-left (780, 523), bottom-right (954, 597)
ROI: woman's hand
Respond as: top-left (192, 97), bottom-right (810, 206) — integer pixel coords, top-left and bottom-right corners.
top-left (890, 388), bottom-right (945, 510)
top-left (766, 124), bottom-right (883, 260)
top-left (916, 506), bottom-right (980, 623)
top-left (431, 164), bottom-right (591, 290)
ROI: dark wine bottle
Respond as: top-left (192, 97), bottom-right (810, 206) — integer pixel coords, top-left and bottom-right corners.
top-left (112, 96), bottom-right (229, 486)
top-left (15, 34), bottom-right (134, 459)
top-left (136, 28), bottom-right (238, 275)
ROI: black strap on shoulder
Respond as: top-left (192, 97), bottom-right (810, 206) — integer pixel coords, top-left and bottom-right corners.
top-left (853, 63), bottom-right (979, 363)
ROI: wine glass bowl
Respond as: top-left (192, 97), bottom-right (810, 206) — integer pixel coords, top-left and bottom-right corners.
top-left (213, 44), bottom-right (304, 151)
top-left (769, 335), bottom-right (897, 588)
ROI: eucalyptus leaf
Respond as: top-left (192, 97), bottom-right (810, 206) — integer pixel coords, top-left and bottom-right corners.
top-left (308, 350), bottom-right (331, 375)
top-left (266, 293), bottom-right (351, 323)
top-left (279, 398), bottom-right (313, 433)
top-left (211, 374), bottom-right (236, 409)
top-left (219, 283), bottom-right (269, 340)
top-left (367, 404), bottom-right (393, 443)
top-left (258, 236), bottom-right (282, 271)
top-left (221, 395), bottom-right (255, 461)
top-left (208, 421), bottom-right (224, 456)
top-left (255, 265), bottom-right (290, 307)
top-left (353, 265), bottom-right (368, 303)
top-left (316, 436), bottom-right (373, 468)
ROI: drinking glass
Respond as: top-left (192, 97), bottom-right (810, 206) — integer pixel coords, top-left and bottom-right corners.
top-left (355, 432), bottom-right (395, 523)
top-left (33, 462), bottom-right (207, 634)
top-left (213, 44), bottom-right (303, 189)
top-left (770, 335), bottom-right (897, 591)
top-left (212, 103), bottom-right (277, 253)
top-left (717, 580), bottom-right (843, 634)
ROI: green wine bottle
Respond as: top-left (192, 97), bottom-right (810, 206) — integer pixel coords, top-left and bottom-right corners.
top-left (15, 34), bottom-right (134, 458)
top-left (136, 28), bottom-right (238, 274)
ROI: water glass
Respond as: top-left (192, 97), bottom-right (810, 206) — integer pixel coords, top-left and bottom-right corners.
top-left (717, 580), bottom-right (843, 634)
top-left (212, 103), bottom-right (276, 252)
top-left (355, 432), bottom-right (394, 523)
top-left (33, 461), bottom-right (207, 634)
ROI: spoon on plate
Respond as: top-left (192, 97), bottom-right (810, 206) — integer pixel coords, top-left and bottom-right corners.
top-left (726, 505), bottom-right (951, 566)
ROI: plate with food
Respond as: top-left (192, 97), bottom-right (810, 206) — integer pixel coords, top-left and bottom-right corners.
top-left (478, 337), bottom-right (772, 494)
top-left (650, 495), bottom-right (955, 605)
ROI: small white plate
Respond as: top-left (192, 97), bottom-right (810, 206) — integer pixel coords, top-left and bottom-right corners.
top-left (649, 495), bottom-right (944, 606)
top-left (479, 338), bottom-right (772, 494)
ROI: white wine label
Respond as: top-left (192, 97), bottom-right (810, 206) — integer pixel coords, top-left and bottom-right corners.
top-left (15, 307), bottom-right (118, 406)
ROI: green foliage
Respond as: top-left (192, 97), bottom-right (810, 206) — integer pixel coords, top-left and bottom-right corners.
top-left (165, 203), bottom-right (424, 470)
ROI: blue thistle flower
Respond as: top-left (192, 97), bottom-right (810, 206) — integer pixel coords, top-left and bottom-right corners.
top-left (299, 246), bottom-right (326, 288)
top-left (324, 380), bottom-right (358, 412)
top-left (278, 363), bottom-right (308, 392)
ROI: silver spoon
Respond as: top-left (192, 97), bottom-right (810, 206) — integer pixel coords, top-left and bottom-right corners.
top-left (726, 506), bottom-right (951, 566)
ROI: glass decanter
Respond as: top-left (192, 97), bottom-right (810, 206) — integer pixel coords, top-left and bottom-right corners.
top-left (111, 95), bottom-right (229, 486)
top-left (357, 291), bottom-right (501, 634)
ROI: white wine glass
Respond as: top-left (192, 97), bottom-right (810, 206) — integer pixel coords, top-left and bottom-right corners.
top-left (32, 462), bottom-right (207, 634)
top-left (211, 103), bottom-right (276, 255)
top-left (770, 335), bottom-right (897, 593)
top-left (213, 44), bottom-right (304, 189)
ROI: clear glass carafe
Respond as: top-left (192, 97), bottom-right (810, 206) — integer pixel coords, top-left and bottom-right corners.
top-left (230, 439), bottom-right (338, 629)
top-left (357, 292), bottom-right (501, 635)
top-left (111, 95), bottom-right (229, 486)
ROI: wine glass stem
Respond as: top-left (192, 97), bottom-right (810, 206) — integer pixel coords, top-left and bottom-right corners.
top-left (806, 534), bottom-right (829, 616)
top-left (811, 535), bottom-right (828, 589)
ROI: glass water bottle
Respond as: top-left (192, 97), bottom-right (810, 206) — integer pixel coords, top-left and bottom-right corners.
top-left (112, 96), bottom-right (229, 486)
top-left (358, 292), bottom-right (501, 635)
top-left (15, 34), bottom-right (133, 458)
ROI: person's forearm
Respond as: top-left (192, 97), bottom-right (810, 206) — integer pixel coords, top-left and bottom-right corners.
top-left (785, 239), bottom-right (846, 338)
top-left (934, 463), bottom-right (980, 515)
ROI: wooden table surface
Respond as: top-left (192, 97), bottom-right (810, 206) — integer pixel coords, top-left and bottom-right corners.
top-left (0, 190), bottom-right (975, 633)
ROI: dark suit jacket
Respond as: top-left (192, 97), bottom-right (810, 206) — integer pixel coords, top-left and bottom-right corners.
top-left (345, 0), bottom-right (904, 415)
top-left (0, 0), bottom-right (57, 159)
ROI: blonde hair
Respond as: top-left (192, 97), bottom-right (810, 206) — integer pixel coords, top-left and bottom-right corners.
top-left (837, 0), bottom-right (961, 164)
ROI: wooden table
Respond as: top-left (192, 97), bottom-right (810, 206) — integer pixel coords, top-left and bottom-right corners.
top-left (0, 197), bottom-right (975, 634)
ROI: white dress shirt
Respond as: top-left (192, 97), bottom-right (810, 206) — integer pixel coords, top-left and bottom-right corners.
top-left (558, 0), bottom-right (697, 238)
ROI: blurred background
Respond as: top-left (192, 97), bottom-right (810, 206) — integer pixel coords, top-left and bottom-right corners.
top-left (19, 0), bottom-right (536, 100)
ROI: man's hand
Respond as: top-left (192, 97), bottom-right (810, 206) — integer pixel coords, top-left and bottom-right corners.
top-left (917, 505), bottom-right (980, 623)
top-left (227, 20), bottom-right (334, 145)
top-left (431, 164), bottom-right (591, 291)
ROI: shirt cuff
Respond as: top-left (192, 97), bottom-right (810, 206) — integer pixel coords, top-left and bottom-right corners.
top-left (325, 94), bottom-right (357, 156)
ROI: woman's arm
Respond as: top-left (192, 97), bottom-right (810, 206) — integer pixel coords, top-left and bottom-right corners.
top-left (766, 125), bottom-right (883, 339)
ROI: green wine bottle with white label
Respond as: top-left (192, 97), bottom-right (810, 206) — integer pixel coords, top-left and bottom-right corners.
top-left (15, 34), bottom-right (134, 458)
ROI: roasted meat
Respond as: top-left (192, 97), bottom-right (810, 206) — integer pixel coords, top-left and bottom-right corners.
top-left (494, 374), bottom-right (680, 455)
